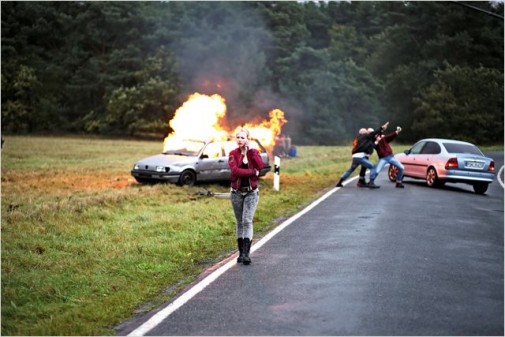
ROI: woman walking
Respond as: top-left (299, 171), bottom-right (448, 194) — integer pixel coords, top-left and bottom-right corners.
top-left (228, 128), bottom-right (264, 265)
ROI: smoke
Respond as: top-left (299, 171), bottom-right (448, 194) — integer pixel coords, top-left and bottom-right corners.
top-left (167, 2), bottom-right (297, 133)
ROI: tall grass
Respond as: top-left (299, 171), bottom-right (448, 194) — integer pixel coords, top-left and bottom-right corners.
top-left (1, 136), bottom-right (500, 335)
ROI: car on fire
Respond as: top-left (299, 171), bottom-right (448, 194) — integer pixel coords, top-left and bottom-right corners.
top-left (387, 138), bottom-right (496, 194)
top-left (131, 138), bottom-right (271, 186)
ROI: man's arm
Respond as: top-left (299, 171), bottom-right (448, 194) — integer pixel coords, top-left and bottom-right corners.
top-left (384, 132), bottom-right (398, 143)
top-left (370, 121), bottom-right (389, 138)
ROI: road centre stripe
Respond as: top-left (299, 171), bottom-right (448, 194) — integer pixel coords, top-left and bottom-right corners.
top-left (127, 177), bottom-right (356, 336)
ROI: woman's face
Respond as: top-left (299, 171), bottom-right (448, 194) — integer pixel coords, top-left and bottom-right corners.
top-left (236, 131), bottom-right (248, 148)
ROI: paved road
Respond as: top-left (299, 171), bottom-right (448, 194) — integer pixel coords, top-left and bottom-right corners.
top-left (120, 151), bottom-right (504, 336)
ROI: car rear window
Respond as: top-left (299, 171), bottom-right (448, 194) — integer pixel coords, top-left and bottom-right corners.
top-left (443, 143), bottom-right (483, 155)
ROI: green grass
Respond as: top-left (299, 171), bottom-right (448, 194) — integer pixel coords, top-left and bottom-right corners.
top-left (1, 136), bottom-right (502, 335)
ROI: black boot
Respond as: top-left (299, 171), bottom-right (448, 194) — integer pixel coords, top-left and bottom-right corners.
top-left (368, 181), bottom-right (380, 189)
top-left (242, 238), bottom-right (252, 265)
top-left (357, 177), bottom-right (368, 187)
top-left (237, 238), bottom-right (244, 263)
top-left (335, 179), bottom-right (344, 187)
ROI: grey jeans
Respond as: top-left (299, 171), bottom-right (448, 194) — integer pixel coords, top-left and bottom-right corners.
top-left (230, 189), bottom-right (259, 240)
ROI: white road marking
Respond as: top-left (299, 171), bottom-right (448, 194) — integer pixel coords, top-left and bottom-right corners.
top-left (127, 176), bottom-right (357, 336)
top-left (498, 165), bottom-right (504, 188)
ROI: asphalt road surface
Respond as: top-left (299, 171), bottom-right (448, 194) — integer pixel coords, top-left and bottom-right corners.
top-left (120, 151), bottom-right (504, 336)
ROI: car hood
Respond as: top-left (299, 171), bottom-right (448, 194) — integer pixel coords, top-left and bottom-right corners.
top-left (135, 153), bottom-right (197, 166)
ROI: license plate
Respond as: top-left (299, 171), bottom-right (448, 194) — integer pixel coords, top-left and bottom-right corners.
top-left (465, 161), bottom-right (484, 169)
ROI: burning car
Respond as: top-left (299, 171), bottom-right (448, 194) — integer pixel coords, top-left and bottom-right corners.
top-left (131, 138), bottom-right (271, 186)
top-left (131, 92), bottom-right (286, 186)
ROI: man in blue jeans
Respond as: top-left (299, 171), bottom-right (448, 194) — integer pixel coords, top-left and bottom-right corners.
top-left (335, 122), bottom-right (389, 189)
top-left (374, 126), bottom-right (405, 188)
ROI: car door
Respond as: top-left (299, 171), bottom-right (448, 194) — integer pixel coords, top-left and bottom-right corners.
top-left (417, 141), bottom-right (442, 177)
top-left (197, 141), bottom-right (230, 182)
top-left (402, 141), bottom-right (426, 178)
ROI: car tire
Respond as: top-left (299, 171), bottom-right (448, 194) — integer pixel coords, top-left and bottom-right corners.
top-left (388, 165), bottom-right (399, 182)
top-left (178, 170), bottom-right (196, 186)
top-left (473, 182), bottom-right (488, 195)
top-left (426, 167), bottom-right (440, 187)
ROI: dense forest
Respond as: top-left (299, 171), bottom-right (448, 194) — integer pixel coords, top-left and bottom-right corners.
top-left (1, 1), bottom-right (503, 145)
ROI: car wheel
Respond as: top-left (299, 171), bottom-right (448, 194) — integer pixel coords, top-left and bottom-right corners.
top-left (178, 170), bottom-right (196, 186)
top-left (473, 182), bottom-right (488, 195)
top-left (388, 165), bottom-right (399, 182)
top-left (426, 167), bottom-right (439, 187)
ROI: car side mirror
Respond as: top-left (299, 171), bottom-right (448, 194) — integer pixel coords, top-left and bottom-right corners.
top-left (200, 154), bottom-right (209, 159)
top-left (404, 149), bottom-right (411, 155)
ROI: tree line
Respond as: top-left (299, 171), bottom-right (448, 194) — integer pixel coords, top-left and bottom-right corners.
top-left (1, 1), bottom-right (503, 145)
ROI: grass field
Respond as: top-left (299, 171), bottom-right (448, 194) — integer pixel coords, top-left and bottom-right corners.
top-left (1, 135), bottom-right (501, 335)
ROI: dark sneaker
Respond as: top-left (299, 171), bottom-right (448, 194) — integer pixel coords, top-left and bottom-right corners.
top-left (368, 182), bottom-right (380, 189)
top-left (336, 179), bottom-right (343, 187)
top-left (357, 181), bottom-right (369, 188)
top-left (396, 182), bottom-right (405, 188)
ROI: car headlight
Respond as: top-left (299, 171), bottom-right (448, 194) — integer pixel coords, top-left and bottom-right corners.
top-left (134, 164), bottom-right (139, 170)
top-left (156, 166), bottom-right (169, 173)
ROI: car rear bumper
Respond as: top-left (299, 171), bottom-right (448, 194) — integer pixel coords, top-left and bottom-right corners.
top-left (441, 170), bottom-right (495, 184)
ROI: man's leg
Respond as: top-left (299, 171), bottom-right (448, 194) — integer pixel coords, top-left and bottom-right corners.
top-left (357, 166), bottom-right (368, 187)
top-left (336, 158), bottom-right (359, 187)
top-left (375, 158), bottom-right (387, 178)
top-left (358, 157), bottom-right (380, 189)
top-left (357, 159), bottom-right (368, 187)
top-left (389, 157), bottom-right (405, 188)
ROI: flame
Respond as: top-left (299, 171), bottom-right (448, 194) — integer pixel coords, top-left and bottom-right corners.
top-left (163, 93), bottom-right (287, 152)
top-left (236, 109), bottom-right (287, 148)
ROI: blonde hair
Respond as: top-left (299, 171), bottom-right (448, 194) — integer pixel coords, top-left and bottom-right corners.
top-left (236, 128), bottom-right (250, 139)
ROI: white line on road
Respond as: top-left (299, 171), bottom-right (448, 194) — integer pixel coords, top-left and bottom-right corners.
top-left (126, 177), bottom-right (356, 336)
top-left (498, 165), bottom-right (504, 188)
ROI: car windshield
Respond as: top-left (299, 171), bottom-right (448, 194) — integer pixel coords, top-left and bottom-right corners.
top-left (163, 139), bottom-right (204, 156)
top-left (443, 143), bottom-right (483, 155)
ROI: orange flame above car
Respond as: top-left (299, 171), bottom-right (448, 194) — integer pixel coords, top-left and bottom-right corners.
top-left (163, 93), bottom-right (287, 152)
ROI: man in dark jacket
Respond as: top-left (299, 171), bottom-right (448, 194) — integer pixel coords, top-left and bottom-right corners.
top-left (335, 122), bottom-right (389, 189)
top-left (374, 126), bottom-right (405, 188)
top-left (356, 127), bottom-right (375, 187)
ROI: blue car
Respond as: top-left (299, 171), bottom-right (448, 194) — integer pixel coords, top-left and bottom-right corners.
top-left (388, 138), bottom-right (496, 194)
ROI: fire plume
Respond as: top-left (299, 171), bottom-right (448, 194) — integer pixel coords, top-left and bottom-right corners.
top-left (163, 93), bottom-right (287, 152)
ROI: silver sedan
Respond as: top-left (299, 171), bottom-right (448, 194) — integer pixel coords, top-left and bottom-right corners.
top-left (131, 139), bottom-right (271, 186)
top-left (388, 138), bottom-right (496, 194)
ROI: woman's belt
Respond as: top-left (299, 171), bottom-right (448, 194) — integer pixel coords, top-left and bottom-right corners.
top-left (233, 186), bottom-right (256, 193)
